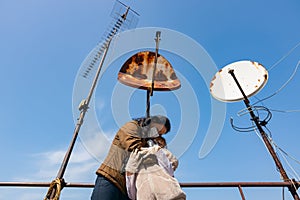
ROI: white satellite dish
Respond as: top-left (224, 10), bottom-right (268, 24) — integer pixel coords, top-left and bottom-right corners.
top-left (209, 60), bottom-right (300, 200)
top-left (210, 60), bottom-right (268, 102)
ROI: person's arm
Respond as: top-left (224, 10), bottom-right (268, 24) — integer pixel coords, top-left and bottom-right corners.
top-left (156, 148), bottom-right (175, 176)
top-left (115, 121), bottom-right (143, 152)
top-left (125, 149), bottom-right (144, 200)
top-left (126, 172), bottom-right (137, 200)
top-left (162, 148), bottom-right (178, 171)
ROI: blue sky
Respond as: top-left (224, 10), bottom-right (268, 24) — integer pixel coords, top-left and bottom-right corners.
top-left (0, 0), bottom-right (300, 199)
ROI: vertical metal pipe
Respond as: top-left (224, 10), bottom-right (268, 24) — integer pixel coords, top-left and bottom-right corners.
top-left (228, 69), bottom-right (299, 200)
top-left (146, 31), bottom-right (161, 118)
top-left (150, 31), bottom-right (161, 96)
top-left (146, 90), bottom-right (150, 118)
top-left (238, 185), bottom-right (246, 200)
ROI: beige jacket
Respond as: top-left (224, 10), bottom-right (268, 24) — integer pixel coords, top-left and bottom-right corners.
top-left (96, 120), bottom-right (144, 195)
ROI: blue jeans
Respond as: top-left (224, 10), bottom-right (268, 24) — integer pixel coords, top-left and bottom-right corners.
top-left (91, 175), bottom-right (130, 200)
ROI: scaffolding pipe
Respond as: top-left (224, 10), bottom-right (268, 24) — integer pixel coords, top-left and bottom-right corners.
top-left (238, 185), bottom-right (246, 200)
top-left (1, 181), bottom-right (299, 188)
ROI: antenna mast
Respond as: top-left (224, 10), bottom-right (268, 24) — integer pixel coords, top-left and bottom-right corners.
top-left (146, 31), bottom-right (161, 118)
top-left (44, 1), bottom-right (139, 199)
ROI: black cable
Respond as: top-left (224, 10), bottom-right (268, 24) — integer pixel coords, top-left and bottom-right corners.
top-left (230, 105), bottom-right (272, 133)
top-left (253, 60), bottom-right (300, 106)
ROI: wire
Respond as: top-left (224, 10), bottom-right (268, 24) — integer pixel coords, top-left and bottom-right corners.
top-left (268, 108), bottom-right (300, 113)
top-left (264, 127), bottom-right (300, 181)
top-left (272, 141), bottom-right (300, 166)
top-left (278, 147), bottom-right (300, 180)
top-left (257, 118), bottom-right (300, 189)
top-left (253, 60), bottom-right (300, 106)
top-left (242, 107), bottom-right (300, 196)
top-left (263, 127), bottom-right (282, 173)
top-left (263, 122), bottom-right (273, 140)
top-left (230, 117), bottom-right (257, 132)
top-left (231, 106), bottom-right (272, 132)
top-left (268, 41), bottom-right (300, 72)
top-left (252, 123), bottom-right (286, 178)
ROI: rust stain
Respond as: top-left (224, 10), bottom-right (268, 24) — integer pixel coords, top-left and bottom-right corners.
top-left (251, 61), bottom-right (260, 70)
top-left (211, 75), bottom-right (216, 81)
top-left (210, 82), bottom-right (214, 89)
top-left (118, 51), bottom-right (181, 91)
top-left (257, 62), bottom-right (264, 67)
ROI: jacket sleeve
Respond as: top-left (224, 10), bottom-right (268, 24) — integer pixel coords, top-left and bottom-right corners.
top-left (116, 121), bottom-right (143, 152)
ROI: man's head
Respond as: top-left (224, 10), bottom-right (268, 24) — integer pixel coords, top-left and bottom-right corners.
top-left (149, 115), bottom-right (171, 135)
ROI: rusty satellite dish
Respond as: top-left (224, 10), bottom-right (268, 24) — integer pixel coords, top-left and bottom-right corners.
top-left (118, 51), bottom-right (181, 91)
top-left (210, 60), bottom-right (268, 102)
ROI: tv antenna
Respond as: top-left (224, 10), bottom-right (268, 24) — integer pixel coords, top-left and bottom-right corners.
top-left (44, 1), bottom-right (139, 199)
top-left (210, 60), bottom-right (299, 200)
top-left (81, 0), bottom-right (139, 79)
top-left (117, 31), bottom-right (181, 118)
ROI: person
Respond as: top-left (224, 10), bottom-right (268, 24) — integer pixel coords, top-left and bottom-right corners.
top-left (125, 136), bottom-right (186, 200)
top-left (91, 115), bottom-right (171, 200)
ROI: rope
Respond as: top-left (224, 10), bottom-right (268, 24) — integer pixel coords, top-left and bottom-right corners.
top-left (44, 178), bottom-right (64, 200)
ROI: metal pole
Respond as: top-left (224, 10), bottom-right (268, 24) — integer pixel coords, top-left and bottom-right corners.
top-left (150, 31), bottom-right (161, 96)
top-left (2, 181), bottom-right (300, 188)
top-left (46, 39), bottom-right (112, 199)
top-left (238, 185), bottom-right (246, 200)
top-left (146, 90), bottom-right (151, 118)
top-left (228, 69), bottom-right (300, 200)
top-left (146, 31), bottom-right (161, 118)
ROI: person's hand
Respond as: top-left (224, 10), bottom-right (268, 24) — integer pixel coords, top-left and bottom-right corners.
top-left (125, 149), bottom-right (143, 173)
top-left (145, 145), bottom-right (161, 154)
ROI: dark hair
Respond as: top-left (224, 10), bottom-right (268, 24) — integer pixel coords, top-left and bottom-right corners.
top-left (153, 136), bottom-right (167, 148)
top-left (133, 115), bottom-right (171, 133)
top-left (150, 115), bottom-right (171, 133)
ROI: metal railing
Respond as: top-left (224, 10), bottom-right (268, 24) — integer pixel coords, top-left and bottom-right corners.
top-left (1, 181), bottom-right (299, 200)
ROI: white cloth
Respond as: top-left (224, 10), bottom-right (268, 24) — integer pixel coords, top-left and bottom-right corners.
top-left (126, 146), bottom-right (186, 200)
